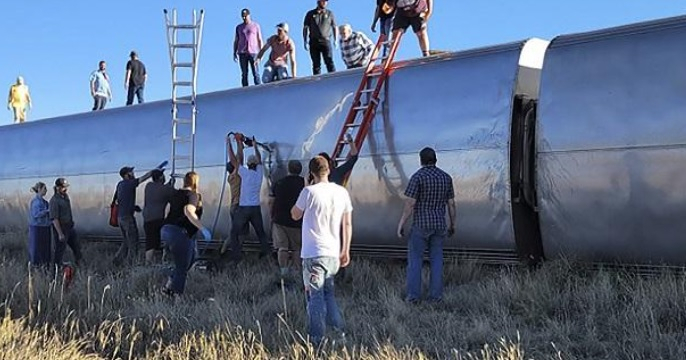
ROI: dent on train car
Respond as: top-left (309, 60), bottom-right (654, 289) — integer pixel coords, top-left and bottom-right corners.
top-left (537, 16), bottom-right (686, 265)
top-left (0, 39), bottom-right (545, 262)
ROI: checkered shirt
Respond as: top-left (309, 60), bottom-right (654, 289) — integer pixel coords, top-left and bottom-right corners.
top-left (340, 31), bottom-right (374, 68)
top-left (404, 165), bottom-right (455, 230)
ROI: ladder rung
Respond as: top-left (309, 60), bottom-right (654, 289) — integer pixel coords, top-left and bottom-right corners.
top-left (173, 99), bottom-right (194, 105)
top-left (174, 118), bottom-right (193, 124)
top-left (173, 137), bottom-right (193, 143)
top-left (335, 158), bottom-right (347, 162)
top-left (345, 123), bottom-right (362, 128)
top-left (173, 62), bottom-right (194, 68)
top-left (353, 105), bottom-right (368, 111)
top-left (174, 155), bottom-right (191, 160)
top-left (173, 81), bottom-right (193, 87)
top-left (169, 24), bottom-right (198, 30)
top-left (172, 44), bottom-right (196, 49)
top-left (368, 72), bottom-right (383, 77)
top-left (360, 89), bottom-right (375, 93)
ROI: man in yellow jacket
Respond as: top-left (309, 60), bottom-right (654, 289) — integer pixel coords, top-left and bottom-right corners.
top-left (7, 76), bottom-right (32, 123)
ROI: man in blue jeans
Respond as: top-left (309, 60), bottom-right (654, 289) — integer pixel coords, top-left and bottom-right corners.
top-left (397, 147), bottom-right (456, 303)
top-left (233, 8), bottom-right (263, 86)
top-left (125, 51), bottom-right (147, 105)
top-left (291, 156), bottom-right (352, 345)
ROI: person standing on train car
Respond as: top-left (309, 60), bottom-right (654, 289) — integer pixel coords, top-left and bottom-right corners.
top-left (7, 76), bottom-right (32, 123)
top-left (269, 160), bottom-right (305, 284)
top-left (49, 178), bottom-right (83, 267)
top-left (303, 0), bottom-right (337, 75)
top-left (233, 8), bottom-right (263, 87)
top-left (291, 156), bottom-right (353, 345)
top-left (90, 60), bottom-right (112, 111)
top-left (143, 170), bottom-right (175, 264)
top-left (125, 51), bottom-right (147, 105)
top-left (372, 0), bottom-right (395, 37)
top-left (28, 182), bottom-right (51, 267)
top-left (338, 24), bottom-right (375, 70)
top-left (397, 147), bottom-right (455, 303)
top-left (256, 23), bottom-right (297, 84)
top-left (161, 171), bottom-right (211, 296)
top-left (392, 0), bottom-right (433, 57)
top-left (112, 165), bottom-right (158, 267)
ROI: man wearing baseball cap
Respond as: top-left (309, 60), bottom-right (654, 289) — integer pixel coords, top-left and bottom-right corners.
top-left (303, 0), bottom-right (337, 75)
top-left (49, 177), bottom-right (83, 267)
top-left (256, 23), bottom-right (297, 83)
top-left (233, 8), bottom-right (263, 87)
top-left (112, 163), bottom-right (164, 266)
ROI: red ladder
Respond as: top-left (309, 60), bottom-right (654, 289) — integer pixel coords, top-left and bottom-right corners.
top-left (330, 32), bottom-right (403, 184)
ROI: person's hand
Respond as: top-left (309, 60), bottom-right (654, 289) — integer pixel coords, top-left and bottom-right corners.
top-left (58, 233), bottom-right (66, 242)
top-left (304, 43), bottom-right (309, 51)
top-left (200, 227), bottom-right (212, 240)
top-left (340, 251), bottom-right (350, 267)
top-left (448, 224), bottom-right (455, 237)
top-left (134, 205), bottom-right (142, 213)
top-left (397, 223), bottom-right (405, 238)
top-left (233, 53), bottom-right (238, 62)
top-left (6, 104), bottom-right (11, 110)
top-left (371, 23), bottom-right (377, 33)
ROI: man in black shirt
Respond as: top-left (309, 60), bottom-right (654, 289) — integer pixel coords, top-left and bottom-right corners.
top-left (125, 51), bottom-right (147, 105)
top-left (113, 165), bottom-right (157, 266)
top-left (269, 160), bottom-right (305, 283)
top-left (303, 0), bottom-right (337, 75)
top-left (316, 137), bottom-right (359, 186)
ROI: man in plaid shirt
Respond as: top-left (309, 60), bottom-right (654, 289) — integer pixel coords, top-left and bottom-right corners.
top-left (397, 147), bottom-right (456, 303)
top-left (338, 24), bottom-right (374, 69)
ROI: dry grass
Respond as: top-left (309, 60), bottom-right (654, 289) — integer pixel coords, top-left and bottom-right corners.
top-left (1, 231), bottom-right (686, 359)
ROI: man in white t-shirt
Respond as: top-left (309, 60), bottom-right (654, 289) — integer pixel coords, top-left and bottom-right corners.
top-left (291, 155), bottom-right (352, 345)
top-left (227, 133), bottom-right (270, 261)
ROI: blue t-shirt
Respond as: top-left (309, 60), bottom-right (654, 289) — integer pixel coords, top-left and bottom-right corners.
top-left (116, 178), bottom-right (140, 218)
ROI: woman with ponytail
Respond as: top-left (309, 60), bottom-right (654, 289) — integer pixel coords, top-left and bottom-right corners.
top-left (161, 171), bottom-right (211, 295)
top-left (28, 182), bottom-right (51, 266)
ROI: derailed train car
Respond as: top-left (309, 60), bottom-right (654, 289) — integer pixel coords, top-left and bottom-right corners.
top-left (1, 15), bottom-right (685, 266)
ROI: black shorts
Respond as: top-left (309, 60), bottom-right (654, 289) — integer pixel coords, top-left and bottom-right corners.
top-left (144, 219), bottom-right (165, 251)
top-left (392, 13), bottom-right (427, 33)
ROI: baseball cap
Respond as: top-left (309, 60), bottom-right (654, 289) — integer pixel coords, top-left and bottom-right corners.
top-left (55, 178), bottom-right (69, 188)
top-left (276, 22), bottom-right (289, 33)
top-left (119, 166), bottom-right (135, 178)
top-left (247, 155), bottom-right (259, 165)
top-left (241, 8), bottom-right (250, 15)
top-left (130, 50), bottom-right (137, 57)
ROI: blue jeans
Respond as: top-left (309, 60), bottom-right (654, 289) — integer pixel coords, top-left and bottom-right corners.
top-left (302, 256), bottom-right (344, 344)
top-left (380, 17), bottom-right (393, 36)
top-left (113, 215), bottom-right (139, 266)
top-left (229, 205), bottom-right (270, 261)
top-left (262, 63), bottom-right (289, 84)
top-left (126, 84), bottom-right (145, 105)
top-left (161, 225), bottom-right (196, 294)
top-left (407, 226), bottom-right (446, 302)
top-left (239, 53), bottom-right (260, 86)
top-left (28, 225), bottom-right (51, 267)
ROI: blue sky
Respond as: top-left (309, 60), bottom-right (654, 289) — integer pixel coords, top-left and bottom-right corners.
top-left (2, 1), bottom-right (684, 122)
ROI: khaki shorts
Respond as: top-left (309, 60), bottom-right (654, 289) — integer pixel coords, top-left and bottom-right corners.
top-left (272, 223), bottom-right (302, 252)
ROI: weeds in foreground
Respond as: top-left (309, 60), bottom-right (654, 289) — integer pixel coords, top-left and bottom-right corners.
top-left (1, 231), bottom-right (686, 359)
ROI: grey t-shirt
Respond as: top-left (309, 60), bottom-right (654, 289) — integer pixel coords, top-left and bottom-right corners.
top-left (49, 193), bottom-right (74, 228)
top-left (143, 182), bottom-right (175, 222)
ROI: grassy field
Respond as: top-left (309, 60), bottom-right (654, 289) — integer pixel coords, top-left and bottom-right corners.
top-left (1, 231), bottom-right (686, 359)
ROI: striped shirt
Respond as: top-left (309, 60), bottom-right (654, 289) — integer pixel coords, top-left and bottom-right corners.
top-left (404, 165), bottom-right (455, 230)
top-left (340, 31), bottom-right (374, 69)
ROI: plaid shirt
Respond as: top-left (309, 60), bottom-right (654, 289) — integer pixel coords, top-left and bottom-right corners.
top-left (404, 165), bottom-right (455, 230)
top-left (340, 31), bottom-right (374, 68)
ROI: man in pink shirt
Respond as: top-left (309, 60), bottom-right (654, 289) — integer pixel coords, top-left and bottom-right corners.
top-left (233, 8), bottom-right (263, 87)
top-left (256, 23), bottom-right (297, 84)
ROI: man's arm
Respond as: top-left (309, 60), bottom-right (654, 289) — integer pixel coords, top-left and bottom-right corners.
top-left (371, 5), bottom-right (380, 32)
top-left (49, 200), bottom-right (65, 240)
top-left (90, 74), bottom-right (97, 97)
top-left (237, 137), bottom-right (245, 166)
top-left (340, 211), bottom-right (352, 267)
top-left (137, 171), bottom-right (154, 183)
top-left (252, 137), bottom-right (262, 164)
top-left (125, 70), bottom-right (131, 89)
top-left (289, 44), bottom-right (297, 78)
top-left (331, 11), bottom-right (337, 44)
top-left (447, 198), bottom-right (456, 236)
top-left (228, 136), bottom-right (238, 169)
top-left (424, 0), bottom-right (433, 21)
top-left (233, 28), bottom-right (239, 61)
top-left (303, 14), bottom-right (310, 50)
top-left (397, 197), bottom-right (416, 238)
top-left (26, 88), bottom-right (31, 108)
top-left (291, 189), bottom-right (306, 221)
top-left (291, 205), bottom-right (304, 221)
top-left (257, 24), bottom-right (264, 51)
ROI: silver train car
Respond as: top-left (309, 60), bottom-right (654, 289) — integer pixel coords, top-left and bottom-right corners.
top-left (1, 15), bottom-right (685, 265)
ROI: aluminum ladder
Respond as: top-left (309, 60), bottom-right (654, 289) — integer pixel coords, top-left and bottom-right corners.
top-left (164, 8), bottom-right (205, 180)
top-left (330, 32), bottom-right (403, 186)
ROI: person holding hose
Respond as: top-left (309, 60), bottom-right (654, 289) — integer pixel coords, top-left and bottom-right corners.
top-left (161, 171), bottom-right (211, 296)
